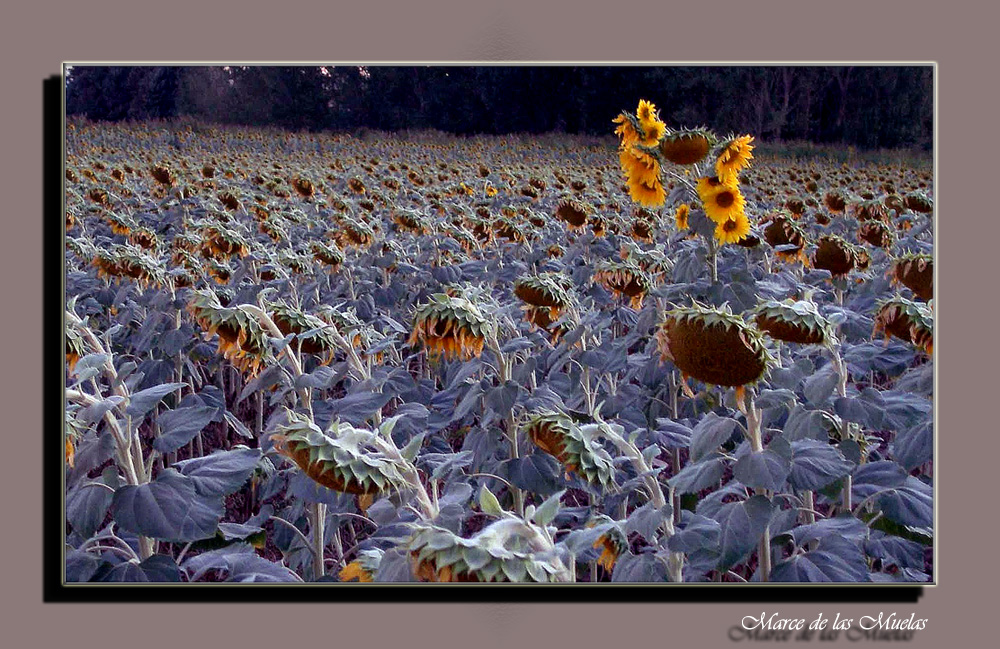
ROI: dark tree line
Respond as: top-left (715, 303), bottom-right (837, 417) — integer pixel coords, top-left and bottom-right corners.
top-left (66, 65), bottom-right (932, 149)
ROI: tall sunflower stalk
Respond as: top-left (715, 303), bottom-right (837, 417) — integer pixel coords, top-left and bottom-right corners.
top-left (65, 307), bottom-right (156, 560)
top-left (613, 100), bottom-right (756, 284)
top-left (240, 299), bottom-right (438, 576)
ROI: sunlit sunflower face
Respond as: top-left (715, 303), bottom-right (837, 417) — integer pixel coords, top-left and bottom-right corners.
top-left (700, 183), bottom-right (746, 225)
top-left (715, 135), bottom-right (754, 184)
top-left (675, 203), bottom-right (690, 230)
top-left (714, 212), bottom-right (751, 245)
top-left (635, 99), bottom-right (666, 146)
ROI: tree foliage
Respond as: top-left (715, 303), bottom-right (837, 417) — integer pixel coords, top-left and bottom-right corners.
top-left (66, 65), bottom-right (932, 149)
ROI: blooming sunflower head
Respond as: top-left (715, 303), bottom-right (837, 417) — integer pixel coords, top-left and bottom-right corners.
top-left (698, 178), bottom-right (747, 226)
top-left (635, 99), bottom-right (667, 146)
top-left (656, 301), bottom-right (772, 388)
top-left (675, 203), bottom-right (690, 230)
top-left (714, 135), bottom-right (754, 184)
top-left (621, 147), bottom-right (666, 208)
top-left (714, 212), bottom-right (752, 245)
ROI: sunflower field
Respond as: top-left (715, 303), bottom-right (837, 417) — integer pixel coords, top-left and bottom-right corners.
top-left (63, 101), bottom-right (933, 584)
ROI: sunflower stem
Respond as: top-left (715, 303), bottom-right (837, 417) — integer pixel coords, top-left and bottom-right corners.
top-left (802, 490), bottom-right (817, 525)
top-left (310, 501), bottom-right (326, 580)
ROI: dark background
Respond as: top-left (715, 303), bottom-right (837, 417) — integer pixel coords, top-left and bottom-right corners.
top-left (65, 65), bottom-right (932, 149)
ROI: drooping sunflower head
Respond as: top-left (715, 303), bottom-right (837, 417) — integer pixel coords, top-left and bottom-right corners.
top-left (554, 197), bottom-right (592, 230)
top-left (315, 303), bottom-right (376, 353)
top-left (408, 519), bottom-right (570, 583)
top-left (335, 216), bottom-right (376, 249)
top-left (854, 198), bottom-right (890, 223)
top-left (903, 190), bottom-right (933, 214)
top-left (309, 240), bottom-right (344, 270)
top-left (217, 191), bottom-right (242, 212)
top-left (186, 288), bottom-right (271, 375)
top-left (525, 412), bottom-right (616, 490)
top-left (891, 252), bottom-right (933, 302)
top-left (823, 189), bottom-right (847, 213)
top-left (199, 223), bottom-right (250, 260)
top-left (270, 411), bottom-right (409, 495)
top-left (857, 220), bottom-right (895, 249)
top-left (754, 298), bottom-right (831, 346)
top-left (65, 321), bottom-right (88, 373)
top-left (656, 301), bottom-right (771, 387)
top-left (873, 296), bottom-right (933, 356)
top-left (658, 128), bottom-right (714, 165)
top-left (408, 292), bottom-right (491, 361)
top-left (268, 301), bottom-right (338, 357)
top-left (714, 135), bottom-right (755, 184)
top-left (105, 211), bottom-right (136, 236)
top-left (764, 214), bottom-right (809, 264)
top-left (621, 241), bottom-right (673, 277)
top-left (811, 234), bottom-right (860, 277)
top-left (339, 548), bottom-right (383, 583)
top-left (150, 164), bottom-right (176, 186)
top-left (589, 519), bottom-right (629, 572)
top-left (514, 272), bottom-right (574, 311)
top-left (392, 208), bottom-right (431, 235)
top-left (593, 259), bottom-right (653, 308)
top-left (291, 176), bottom-right (315, 198)
top-left (347, 176), bottom-right (367, 194)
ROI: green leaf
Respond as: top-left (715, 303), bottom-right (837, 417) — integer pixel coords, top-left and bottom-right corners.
top-left (531, 490), bottom-right (565, 528)
top-left (479, 485), bottom-right (504, 516)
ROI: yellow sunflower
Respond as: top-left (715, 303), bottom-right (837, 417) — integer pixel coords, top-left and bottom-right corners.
top-left (699, 180), bottom-right (746, 225)
top-left (621, 147), bottom-right (661, 187)
top-left (636, 99), bottom-right (666, 146)
top-left (339, 561), bottom-right (374, 582)
top-left (714, 212), bottom-right (751, 245)
top-left (675, 203), bottom-right (690, 230)
top-left (622, 148), bottom-right (665, 208)
top-left (627, 173), bottom-right (666, 208)
top-left (715, 135), bottom-right (755, 184)
top-left (613, 113), bottom-right (640, 148)
top-left (696, 174), bottom-right (737, 197)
